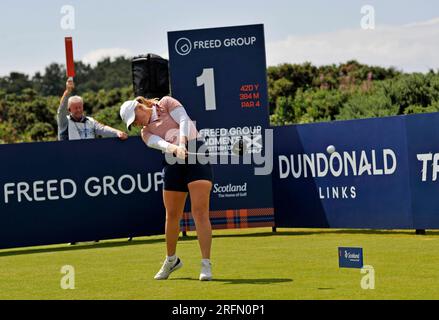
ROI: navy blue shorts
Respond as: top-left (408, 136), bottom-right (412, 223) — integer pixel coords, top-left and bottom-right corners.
top-left (162, 141), bottom-right (214, 192)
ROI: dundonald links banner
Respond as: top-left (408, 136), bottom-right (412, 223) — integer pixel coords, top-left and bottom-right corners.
top-left (273, 112), bottom-right (439, 230)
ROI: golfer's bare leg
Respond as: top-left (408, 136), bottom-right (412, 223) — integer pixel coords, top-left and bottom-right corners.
top-left (188, 180), bottom-right (213, 259)
top-left (163, 190), bottom-right (187, 256)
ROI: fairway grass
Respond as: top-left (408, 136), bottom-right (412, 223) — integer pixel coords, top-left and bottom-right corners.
top-left (1, 228), bottom-right (438, 300)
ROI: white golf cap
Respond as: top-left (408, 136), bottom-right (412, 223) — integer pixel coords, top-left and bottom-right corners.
top-left (120, 100), bottom-right (139, 130)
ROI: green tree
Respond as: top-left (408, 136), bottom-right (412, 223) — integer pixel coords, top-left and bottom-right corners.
top-left (271, 88), bottom-right (348, 125)
top-left (0, 72), bottom-right (32, 94)
top-left (40, 63), bottom-right (65, 96)
top-left (337, 85), bottom-right (399, 120)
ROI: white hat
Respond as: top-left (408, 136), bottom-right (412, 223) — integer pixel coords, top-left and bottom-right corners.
top-left (120, 100), bottom-right (139, 130)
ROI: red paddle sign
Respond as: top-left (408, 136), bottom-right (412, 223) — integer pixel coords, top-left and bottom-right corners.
top-left (65, 37), bottom-right (75, 78)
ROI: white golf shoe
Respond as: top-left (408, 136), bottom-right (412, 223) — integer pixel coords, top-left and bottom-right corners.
top-left (154, 257), bottom-right (183, 280)
top-left (199, 260), bottom-right (213, 281)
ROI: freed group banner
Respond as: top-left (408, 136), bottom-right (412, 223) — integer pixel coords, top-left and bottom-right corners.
top-left (0, 138), bottom-right (166, 249)
top-left (168, 24), bottom-right (275, 231)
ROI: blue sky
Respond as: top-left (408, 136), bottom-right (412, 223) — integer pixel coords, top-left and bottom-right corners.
top-left (0, 0), bottom-right (438, 75)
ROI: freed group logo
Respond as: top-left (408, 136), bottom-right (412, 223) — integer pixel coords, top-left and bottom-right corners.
top-left (175, 38), bottom-right (192, 56)
top-left (174, 36), bottom-right (257, 56)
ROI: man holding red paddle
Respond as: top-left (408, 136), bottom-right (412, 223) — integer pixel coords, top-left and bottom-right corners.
top-left (57, 37), bottom-right (128, 141)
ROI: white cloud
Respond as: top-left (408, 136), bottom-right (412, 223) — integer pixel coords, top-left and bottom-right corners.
top-left (160, 51), bottom-right (169, 60)
top-left (82, 48), bottom-right (133, 66)
top-left (267, 17), bottom-right (439, 72)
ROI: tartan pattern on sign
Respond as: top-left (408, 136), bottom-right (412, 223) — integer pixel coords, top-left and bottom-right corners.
top-left (180, 208), bottom-right (275, 231)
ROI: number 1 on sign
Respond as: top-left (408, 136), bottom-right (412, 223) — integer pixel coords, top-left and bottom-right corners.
top-left (197, 68), bottom-right (217, 111)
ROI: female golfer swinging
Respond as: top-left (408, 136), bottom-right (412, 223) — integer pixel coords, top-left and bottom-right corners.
top-left (120, 96), bottom-right (214, 281)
